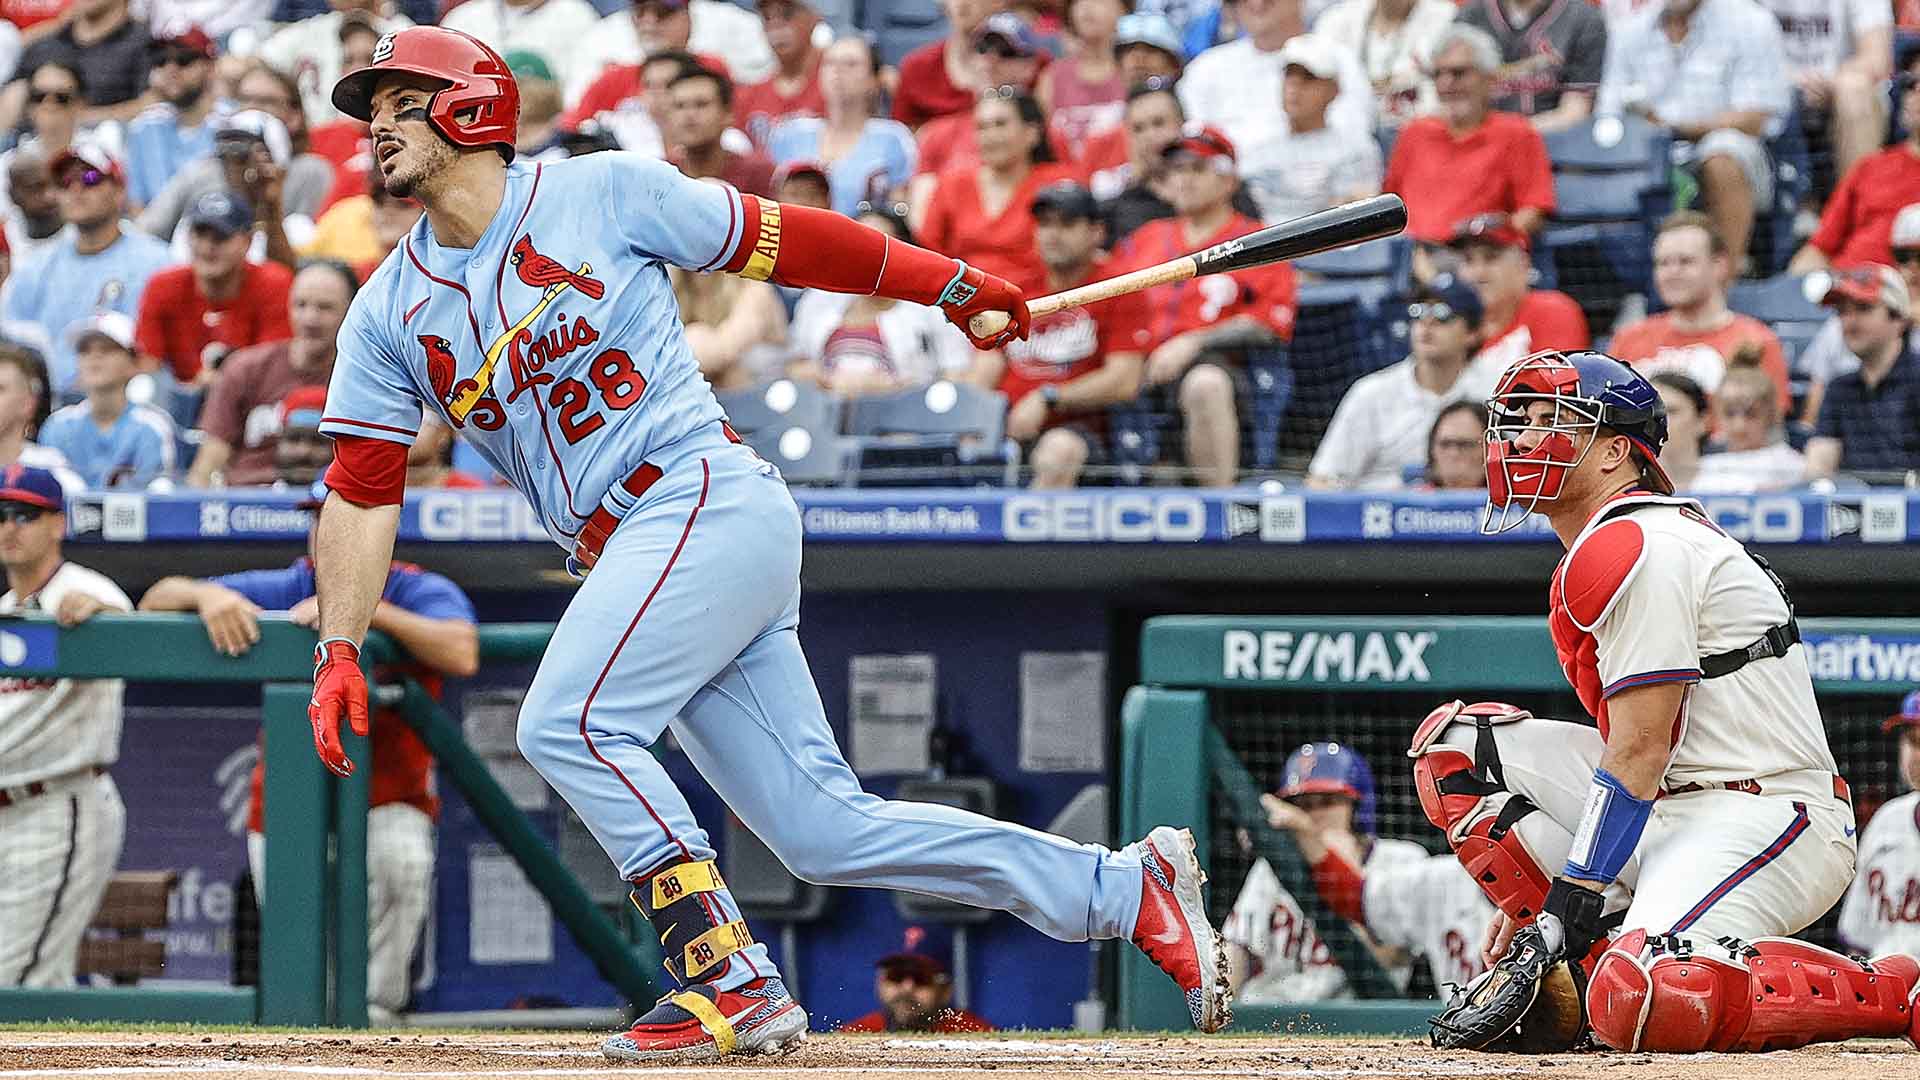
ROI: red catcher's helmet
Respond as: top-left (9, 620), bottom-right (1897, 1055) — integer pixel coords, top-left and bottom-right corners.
top-left (332, 27), bottom-right (518, 160)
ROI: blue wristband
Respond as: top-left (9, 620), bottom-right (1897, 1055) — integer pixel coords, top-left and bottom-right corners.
top-left (1562, 767), bottom-right (1652, 885)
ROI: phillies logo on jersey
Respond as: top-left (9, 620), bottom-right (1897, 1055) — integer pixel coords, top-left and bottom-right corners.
top-left (445, 234), bottom-right (604, 423)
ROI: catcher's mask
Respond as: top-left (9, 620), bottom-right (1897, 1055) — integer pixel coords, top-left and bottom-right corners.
top-left (1482, 350), bottom-right (1671, 534)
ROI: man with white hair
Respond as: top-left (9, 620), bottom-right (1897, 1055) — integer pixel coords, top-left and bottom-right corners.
top-left (1597, 0), bottom-right (1790, 273)
top-left (1457, 0), bottom-right (1608, 133)
top-left (1383, 23), bottom-right (1554, 247)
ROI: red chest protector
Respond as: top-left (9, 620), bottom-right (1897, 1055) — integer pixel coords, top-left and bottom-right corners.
top-left (1548, 561), bottom-right (1608, 732)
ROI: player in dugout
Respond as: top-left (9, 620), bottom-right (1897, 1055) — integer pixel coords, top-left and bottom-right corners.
top-left (139, 478), bottom-right (479, 1021)
top-left (1837, 691), bottom-right (1920, 960)
top-left (306, 26), bottom-right (1230, 1062)
top-left (1419, 349), bottom-right (1920, 1053)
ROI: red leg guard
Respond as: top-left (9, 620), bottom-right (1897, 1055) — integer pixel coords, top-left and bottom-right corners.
top-left (1414, 740), bottom-right (1552, 925)
top-left (1589, 930), bottom-right (1919, 1052)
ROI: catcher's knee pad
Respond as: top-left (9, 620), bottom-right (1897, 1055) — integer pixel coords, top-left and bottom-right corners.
top-left (630, 858), bottom-right (755, 986)
top-left (1588, 930), bottom-right (1917, 1053)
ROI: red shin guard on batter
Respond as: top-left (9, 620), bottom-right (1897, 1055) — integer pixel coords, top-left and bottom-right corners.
top-left (1588, 930), bottom-right (1920, 1052)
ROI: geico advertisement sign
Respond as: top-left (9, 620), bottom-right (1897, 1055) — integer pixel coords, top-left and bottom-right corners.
top-left (1002, 493), bottom-right (1206, 542)
top-left (1223, 629), bottom-right (1438, 682)
top-left (416, 492), bottom-right (546, 541)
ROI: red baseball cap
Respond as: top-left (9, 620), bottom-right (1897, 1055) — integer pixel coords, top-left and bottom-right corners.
top-left (150, 23), bottom-right (217, 59)
top-left (50, 142), bottom-right (125, 186)
top-left (1820, 264), bottom-right (1911, 318)
top-left (1163, 125), bottom-right (1236, 168)
top-left (1448, 212), bottom-right (1529, 252)
top-left (279, 385), bottom-right (330, 430)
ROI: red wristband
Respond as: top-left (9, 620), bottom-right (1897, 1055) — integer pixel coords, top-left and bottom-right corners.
top-left (719, 195), bottom-right (958, 304)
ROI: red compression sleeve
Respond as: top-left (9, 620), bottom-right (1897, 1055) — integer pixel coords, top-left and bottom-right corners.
top-left (1310, 849), bottom-right (1367, 925)
top-left (325, 435), bottom-right (408, 507)
top-left (719, 195), bottom-right (960, 305)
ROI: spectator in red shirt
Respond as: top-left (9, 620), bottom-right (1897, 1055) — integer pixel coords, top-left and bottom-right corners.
top-left (1038, 0), bottom-right (1129, 160)
top-left (667, 65), bottom-right (775, 195)
top-left (893, 0), bottom-right (1000, 128)
top-left (909, 13), bottom-right (1052, 204)
top-left (969, 181), bottom-right (1149, 488)
top-left (1118, 127), bottom-right (1297, 488)
top-left (134, 190), bottom-right (293, 385)
top-left (734, 0), bottom-right (825, 148)
top-left (1383, 24), bottom-right (1553, 253)
top-left (837, 926), bottom-right (996, 1034)
top-left (1610, 210), bottom-right (1791, 414)
top-left (565, 48), bottom-right (697, 159)
top-left (1791, 50), bottom-right (1920, 275)
top-left (186, 260), bottom-right (354, 487)
top-left (917, 88), bottom-right (1074, 295)
top-left (1449, 212), bottom-right (1588, 370)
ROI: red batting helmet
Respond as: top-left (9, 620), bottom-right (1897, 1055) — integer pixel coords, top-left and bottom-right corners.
top-left (332, 27), bottom-right (519, 160)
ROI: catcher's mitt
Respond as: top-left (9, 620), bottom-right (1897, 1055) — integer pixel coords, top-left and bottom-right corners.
top-left (1429, 917), bottom-right (1585, 1052)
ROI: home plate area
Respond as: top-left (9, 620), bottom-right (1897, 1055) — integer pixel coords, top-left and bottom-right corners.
top-left (0, 1032), bottom-right (1912, 1080)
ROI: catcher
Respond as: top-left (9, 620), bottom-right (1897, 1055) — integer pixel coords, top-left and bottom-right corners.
top-left (1417, 349), bottom-right (1920, 1053)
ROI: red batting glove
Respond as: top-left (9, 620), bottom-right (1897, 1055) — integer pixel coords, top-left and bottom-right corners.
top-left (935, 261), bottom-right (1031, 350)
top-left (309, 637), bottom-right (369, 777)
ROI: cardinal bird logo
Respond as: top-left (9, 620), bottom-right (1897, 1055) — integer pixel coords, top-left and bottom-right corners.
top-left (419, 334), bottom-right (457, 403)
top-left (511, 235), bottom-right (605, 300)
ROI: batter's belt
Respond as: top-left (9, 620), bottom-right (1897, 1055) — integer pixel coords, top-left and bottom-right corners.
top-left (1658, 771), bottom-right (1850, 806)
top-left (571, 421), bottom-right (746, 573)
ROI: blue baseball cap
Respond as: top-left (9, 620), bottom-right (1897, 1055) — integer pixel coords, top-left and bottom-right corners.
top-left (974, 12), bottom-right (1039, 56)
top-left (1412, 273), bottom-right (1484, 329)
top-left (186, 190), bottom-right (255, 238)
top-left (1885, 690), bottom-right (1920, 731)
top-left (877, 924), bottom-right (952, 982)
top-left (1115, 13), bottom-right (1183, 61)
top-left (0, 464), bottom-right (66, 512)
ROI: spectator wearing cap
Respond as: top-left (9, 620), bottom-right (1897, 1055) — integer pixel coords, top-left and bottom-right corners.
top-left (1422, 399), bottom-right (1490, 490)
top-left (1762, 0), bottom-right (1892, 180)
top-left (668, 65), bottom-right (776, 195)
top-left (1311, 0), bottom-right (1452, 125)
top-left (568, 0), bottom-right (775, 108)
top-left (38, 312), bottom-right (172, 488)
top-left (3, 145), bottom-right (169, 395)
top-left (918, 89), bottom-right (1075, 294)
top-left (0, 461), bottom-right (131, 990)
top-left (1095, 83), bottom-right (1268, 243)
top-left (1037, 0), bottom-right (1129, 160)
top-left (1115, 12), bottom-right (1185, 83)
top-left (767, 36), bottom-right (916, 216)
top-left (1791, 49), bottom-right (1920, 278)
top-left (969, 181), bottom-right (1148, 488)
top-left (440, 0), bottom-right (601, 96)
top-left (301, 172), bottom-right (423, 280)
top-left (1178, 0), bottom-right (1374, 151)
top-left (771, 160), bottom-right (831, 207)
top-left (2, 147), bottom-right (63, 267)
top-left (907, 16), bottom-right (1057, 206)
top-left (0, 345), bottom-right (85, 490)
top-left (1456, 0), bottom-right (1607, 134)
top-left (1835, 691), bottom-right (1920, 959)
top-left (1382, 25), bottom-right (1553, 248)
top-left (5, 0), bottom-right (152, 125)
top-left (787, 204), bottom-right (973, 397)
top-left (1596, 0), bottom-right (1789, 275)
top-left (1239, 34), bottom-right (1380, 224)
top-left (1609, 210), bottom-right (1790, 413)
top-left (188, 261), bottom-right (352, 487)
top-left (134, 190), bottom-right (294, 387)
top-left (838, 926), bottom-right (995, 1033)
top-left (1799, 202), bottom-right (1920, 424)
top-left (140, 108), bottom-right (328, 268)
top-left (122, 26), bottom-right (217, 210)
top-left (564, 48), bottom-right (694, 159)
top-left (1450, 213), bottom-right (1588, 371)
top-left (265, 385), bottom-right (334, 486)
top-left (1117, 127), bottom-right (1296, 487)
top-left (1693, 362), bottom-right (1806, 492)
top-left (892, 0), bottom-right (1002, 128)
top-left (253, 1), bottom-right (414, 126)
top-left (734, 0), bottom-right (826, 149)
top-left (504, 50), bottom-right (577, 162)
top-left (1805, 265), bottom-right (1920, 480)
top-left (1308, 275), bottom-right (1499, 489)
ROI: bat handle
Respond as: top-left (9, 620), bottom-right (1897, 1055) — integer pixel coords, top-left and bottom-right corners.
top-left (967, 310), bottom-right (1012, 340)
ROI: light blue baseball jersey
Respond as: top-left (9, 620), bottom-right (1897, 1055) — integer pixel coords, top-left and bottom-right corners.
top-left (38, 400), bottom-right (176, 489)
top-left (321, 153), bottom-right (752, 547)
top-left (2, 230), bottom-right (174, 394)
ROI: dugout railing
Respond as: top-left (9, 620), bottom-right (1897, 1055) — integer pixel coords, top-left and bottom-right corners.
top-left (1118, 615), bottom-right (1920, 1034)
top-left (0, 617), bottom-right (661, 1029)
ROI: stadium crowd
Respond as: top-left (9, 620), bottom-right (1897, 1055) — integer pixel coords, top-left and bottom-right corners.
top-left (0, 0), bottom-right (1905, 493)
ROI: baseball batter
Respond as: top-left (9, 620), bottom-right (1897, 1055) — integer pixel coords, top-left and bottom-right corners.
top-left (308, 27), bottom-right (1229, 1061)
top-left (1838, 691), bottom-right (1920, 958)
top-left (1418, 350), bottom-right (1920, 1054)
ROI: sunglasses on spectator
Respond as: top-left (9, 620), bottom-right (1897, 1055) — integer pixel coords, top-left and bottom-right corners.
top-left (60, 167), bottom-right (111, 190)
top-left (979, 83), bottom-right (1023, 102)
top-left (1894, 248), bottom-right (1920, 266)
top-left (28, 89), bottom-right (75, 105)
top-left (152, 48), bottom-right (205, 68)
top-left (0, 504), bottom-right (49, 524)
top-left (1407, 301), bottom-right (1462, 322)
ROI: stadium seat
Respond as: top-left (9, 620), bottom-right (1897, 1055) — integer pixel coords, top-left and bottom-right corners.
top-left (1540, 116), bottom-right (1673, 332)
top-left (1727, 273), bottom-right (1827, 325)
top-left (844, 381), bottom-right (1013, 486)
top-left (1245, 344), bottom-right (1295, 472)
top-left (1292, 236), bottom-right (1413, 298)
top-left (1755, 96), bottom-right (1815, 277)
top-left (868, 0), bottom-right (946, 66)
top-left (743, 419), bottom-right (857, 487)
top-left (716, 378), bottom-right (842, 439)
top-left (1543, 114), bottom-right (1670, 174)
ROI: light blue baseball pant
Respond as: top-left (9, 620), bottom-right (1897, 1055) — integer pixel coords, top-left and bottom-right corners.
top-left (514, 432), bottom-right (1145, 992)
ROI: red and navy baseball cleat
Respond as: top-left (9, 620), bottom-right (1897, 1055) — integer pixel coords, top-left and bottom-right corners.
top-left (600, 977), bottom-right (808, 1062)
top-left (1130, 825), bottom-right (1233, 1032)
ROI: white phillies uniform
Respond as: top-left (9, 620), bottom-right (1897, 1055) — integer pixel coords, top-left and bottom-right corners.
top-left (1362, 853), bottom-right (1494, 991)
top-left (1838, 791), bottom-right (1920, 956)
top-left (0, 562), bottom-right (130, 986)
top-left (1225, 839), bottom-right (1425, 1003)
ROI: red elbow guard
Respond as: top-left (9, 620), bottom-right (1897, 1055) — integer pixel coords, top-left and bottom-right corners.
top-left (1311, 849), bottom-right (1368, 925)
top-left (325, 435), bottom-right (408, 507)
top-left (721, 195), bottom-right (960, 305)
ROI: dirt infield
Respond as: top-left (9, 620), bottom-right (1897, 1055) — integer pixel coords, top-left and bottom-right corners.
top-left (0, 1031), bottom-right (1913, 1079)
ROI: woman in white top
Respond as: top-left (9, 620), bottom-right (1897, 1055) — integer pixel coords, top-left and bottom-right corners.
top-left (1312, 0), bottom-right (1455, 123)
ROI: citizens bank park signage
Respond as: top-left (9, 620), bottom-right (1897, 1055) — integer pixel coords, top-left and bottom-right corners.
top-left (1136, 616), bottom-right (1920, 694)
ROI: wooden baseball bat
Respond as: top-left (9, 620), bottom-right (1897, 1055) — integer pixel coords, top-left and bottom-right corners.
top-left (967, 193), bottom-right (1410, 340)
